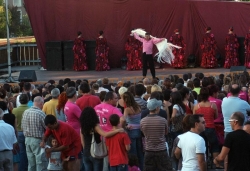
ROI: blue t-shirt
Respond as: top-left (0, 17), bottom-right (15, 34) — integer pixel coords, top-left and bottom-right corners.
top-left (222, 96), bottom-right (250, 132)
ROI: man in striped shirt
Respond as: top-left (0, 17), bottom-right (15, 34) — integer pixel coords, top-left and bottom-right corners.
top-left (21, 96), bottom-right (47, 171)
top-left (140, 98), bottom-right (172, 171)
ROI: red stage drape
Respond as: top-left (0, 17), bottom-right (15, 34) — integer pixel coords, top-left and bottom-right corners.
top-left (23, 0), bottom-right (250, 68)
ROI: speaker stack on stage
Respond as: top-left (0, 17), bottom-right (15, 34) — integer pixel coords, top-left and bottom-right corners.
top-left (45, 41), bottom-right (96, 71)
top-left (18, 70), bottom-right (37, 82)
top-left (46, 41), bottom-right (63, 71)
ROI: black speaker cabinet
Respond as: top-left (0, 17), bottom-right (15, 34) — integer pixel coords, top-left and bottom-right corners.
top-left (63, 41), bottom-right (74, 70)
top-left (85, 41), bottom-right (96, 70)
top-left (237, 37), bottom-right (245, 65)
top-left (46, 41), bottom-right (63, 71)
top-left (18, 70), bottom-right (37, 82)
top-left (230, 66), bottom-right (247, 72)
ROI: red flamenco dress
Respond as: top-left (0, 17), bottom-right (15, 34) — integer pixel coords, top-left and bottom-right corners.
top-left (73, 37), bottom-right (88, 71)
top-left (224, 33), bottom-right (240, 68)
top-left (244, 31), bottom-right (250, 68)
top-left (95, 37), bottom-right (110, 71)
top-left (125, 35), bottom-right (143, 70)
top-left (200, 32), bottom-right (217, 68)
top-left (169, 33), bottom-right (186, 68)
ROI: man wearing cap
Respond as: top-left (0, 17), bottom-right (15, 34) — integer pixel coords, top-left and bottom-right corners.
top-left (42, 88), bottom-right (60, 117)
top-left (140, 98), bottom-right (172, 171)
top-left (0, 108), bottom-right (17, 171)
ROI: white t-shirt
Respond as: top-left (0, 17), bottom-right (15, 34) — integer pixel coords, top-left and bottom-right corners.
top-left (177, 131), bottom-right (206, 171)
top-left (45, 145), bottom-right (63, 170)
top-left (173, 104), bottom-right (185, 117)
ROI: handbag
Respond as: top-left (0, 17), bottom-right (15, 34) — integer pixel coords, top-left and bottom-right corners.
top-left (90, 131), bottom-right (108, 158)
top-left (172, 105), bottom-right (185, 132)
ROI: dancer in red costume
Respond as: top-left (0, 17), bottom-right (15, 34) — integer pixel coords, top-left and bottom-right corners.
top-left (169, 29), bottom-right (186, 68)
top-left (244, 28), bottom-right (250, 68)
top-left (224, 27), bottom-right (240, 69)
top-left (73, 31), bottom-right (88, 71)
top-left (200, 27), bottom-right (217, 68)
top-left (95, 31), bottom-right (110, 71)
top-left (125, 31), bottom-right (143, 70)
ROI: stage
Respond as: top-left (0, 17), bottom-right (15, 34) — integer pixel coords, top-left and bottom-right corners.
top-left (0, 65), bottom-right (237, 84)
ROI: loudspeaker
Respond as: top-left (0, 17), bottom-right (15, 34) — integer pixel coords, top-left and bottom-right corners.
top-left (85, 41), bottom-right (96, 70)
top-left (46, 41), bottom-right (63, 71)
top-left (18, 70), bottom-right (37, 82)
top-left (237, 37), bottom-right (245, 65)
top-left (230, 66), bottom-right (246, 72)
top-left (62, 41), bottom-right (74, 70)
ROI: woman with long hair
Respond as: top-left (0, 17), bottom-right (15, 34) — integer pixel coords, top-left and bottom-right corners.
top-left (179, 87), bottom-right (194, 115)
top-left (56, 92), bottom-right (67, 122)
top-left (193, 87), bottom-right (222, 169)
top-left (122, 91), bottom-right (143, 170)
top-left (171, 91), bottom-right (186, 139)
top-left (80, 107), bottom-right (123, 171)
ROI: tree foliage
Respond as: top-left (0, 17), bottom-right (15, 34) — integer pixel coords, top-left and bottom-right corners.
top-left (0, 0), bottom-right (33, 38)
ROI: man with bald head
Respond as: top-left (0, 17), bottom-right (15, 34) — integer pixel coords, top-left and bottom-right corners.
top-left (222, 84), bottom-right (250, 137)
top-left (21, 96), bottom-right (47, 171)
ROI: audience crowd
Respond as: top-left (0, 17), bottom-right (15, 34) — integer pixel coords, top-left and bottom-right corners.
top-left (1, 72), bottom-right (250, 171)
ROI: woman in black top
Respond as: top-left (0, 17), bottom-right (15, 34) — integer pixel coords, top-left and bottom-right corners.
top-left (79, 107), bottom-right (124, 171)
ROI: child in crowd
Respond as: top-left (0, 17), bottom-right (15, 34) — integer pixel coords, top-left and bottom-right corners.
top-left (45, 136), bottom-right (63, 171)
top-left (128, 154), bottom-right (141, 171)
top-left (106, 114), bottom-right (131, 171)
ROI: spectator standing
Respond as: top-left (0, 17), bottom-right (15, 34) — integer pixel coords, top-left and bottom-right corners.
top-left (64, 87), bottom-right (82, 134)
top-left (141, 98), bottom-right (172, 171)
top-left (41, 115), bottom-right (82, 171)
top-left (94, 91), bottom-right (125, 171)
top-left (16, 82), bottom-right (31, 107)
top-left (42, 88), bottom-right (60, 117)
top-left (0, 109), bottom-right (18, 171)
top-left (76, 82), bottom-right (101, 111)
top-left (123, 92), bottom-right (144, 170)
top-left (222, 84), bottom-right (250, 136)
top-left (21, 96), bottom-right (47, 171)
top-left (117, 86), bottom-right (128, 114)
top-left (106, 114), bottom-right (131, 171)
top-left (12, 94), bottom-right (29, 171)
top-left (134, 84), bottom-right (147, 111)
top-left (214, 112), bottom-right (250, 171)
top-left (175, 114), bottom-right (206, 171)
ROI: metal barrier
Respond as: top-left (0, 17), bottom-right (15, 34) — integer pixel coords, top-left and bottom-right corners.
top-left (0, 43), bottom-right (40, 67)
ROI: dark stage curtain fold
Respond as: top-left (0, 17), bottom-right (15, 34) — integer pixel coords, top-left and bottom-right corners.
top-left (23, 0), bottom-right (250, 68)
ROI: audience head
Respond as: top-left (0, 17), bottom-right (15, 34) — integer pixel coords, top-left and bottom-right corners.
top-left (66, 87), bottom-right (77, 98)
top-left (201, 77), bottom-right (210, 87)
top-left (135, 84), bottom-right (146, 97)
top-left (102, 77), bottom-right (109, 85)
top-left (51, 88), bottom-right (60, 98)
top-left (230, 112), bottom-right (245, 129)
top-left (208, 84), bottom-right (219, 97)
top-left (151, 84), bottom-right (162, 93)
top-left (193, 78), bottom-right (200, 88)
top-left (147, 98), bottom-right (162, 113)
top-left (80, 107), bottom-right (100, 135)
top-left (243, 121), bottom-right (250, 134)
top-left (23, 82), bottom-right (31, 92)
top-left (109, 114), bottom-right (120, 126)
top-left (199, 87), bottom-right (209, 102)
top-left (183, 74), bottom-right (188, 81)
top-left (104, 92), bottom-right (118, 106)
top-left (99, 91), bottom-right (107, 102)
top-left (0, 88), bottom-right (6, 99)
top-left (33, 96), bottom-right (44, 109)
top-left (118, 87), bottom-right (128, 97)
top-left (64, 78), bottom-right (71, 85)
top-left (189, 114), bottom-right (205, 133)
top-left (44, 115), bottom-right (58, 129)
top-left (80, 82), bottom-right (90, 93)
top-left (19, 93), bottom-right (29, 104)
top-left (229, 84), bottom-right (241, 96)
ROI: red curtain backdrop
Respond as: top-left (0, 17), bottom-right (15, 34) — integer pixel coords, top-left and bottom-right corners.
top-left (23, 0), bottom-right (250, 68)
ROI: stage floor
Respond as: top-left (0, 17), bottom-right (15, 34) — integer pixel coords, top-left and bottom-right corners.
top-left (0, 65), bottom-right (237, 84)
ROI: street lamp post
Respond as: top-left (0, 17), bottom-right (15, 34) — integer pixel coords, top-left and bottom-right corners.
top-left (5, 0), bottom-right (15, 82)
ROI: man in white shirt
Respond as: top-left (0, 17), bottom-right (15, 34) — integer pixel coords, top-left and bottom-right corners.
top-left (0, 109), bottom-right (17, 171)
top-left (175, 114), bottom-right (206, 171)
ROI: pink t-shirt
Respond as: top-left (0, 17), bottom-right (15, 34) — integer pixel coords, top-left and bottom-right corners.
top-left (94, 103), bottom-right (123, 132)
top-left (227, 91), bottom-right (248, 102)
top-left (133, 33), bottom-right (164, 54)
top-left (208, 96), bottom-right (223, 123)
top-left (64, 101), bottom-right (81, 134)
